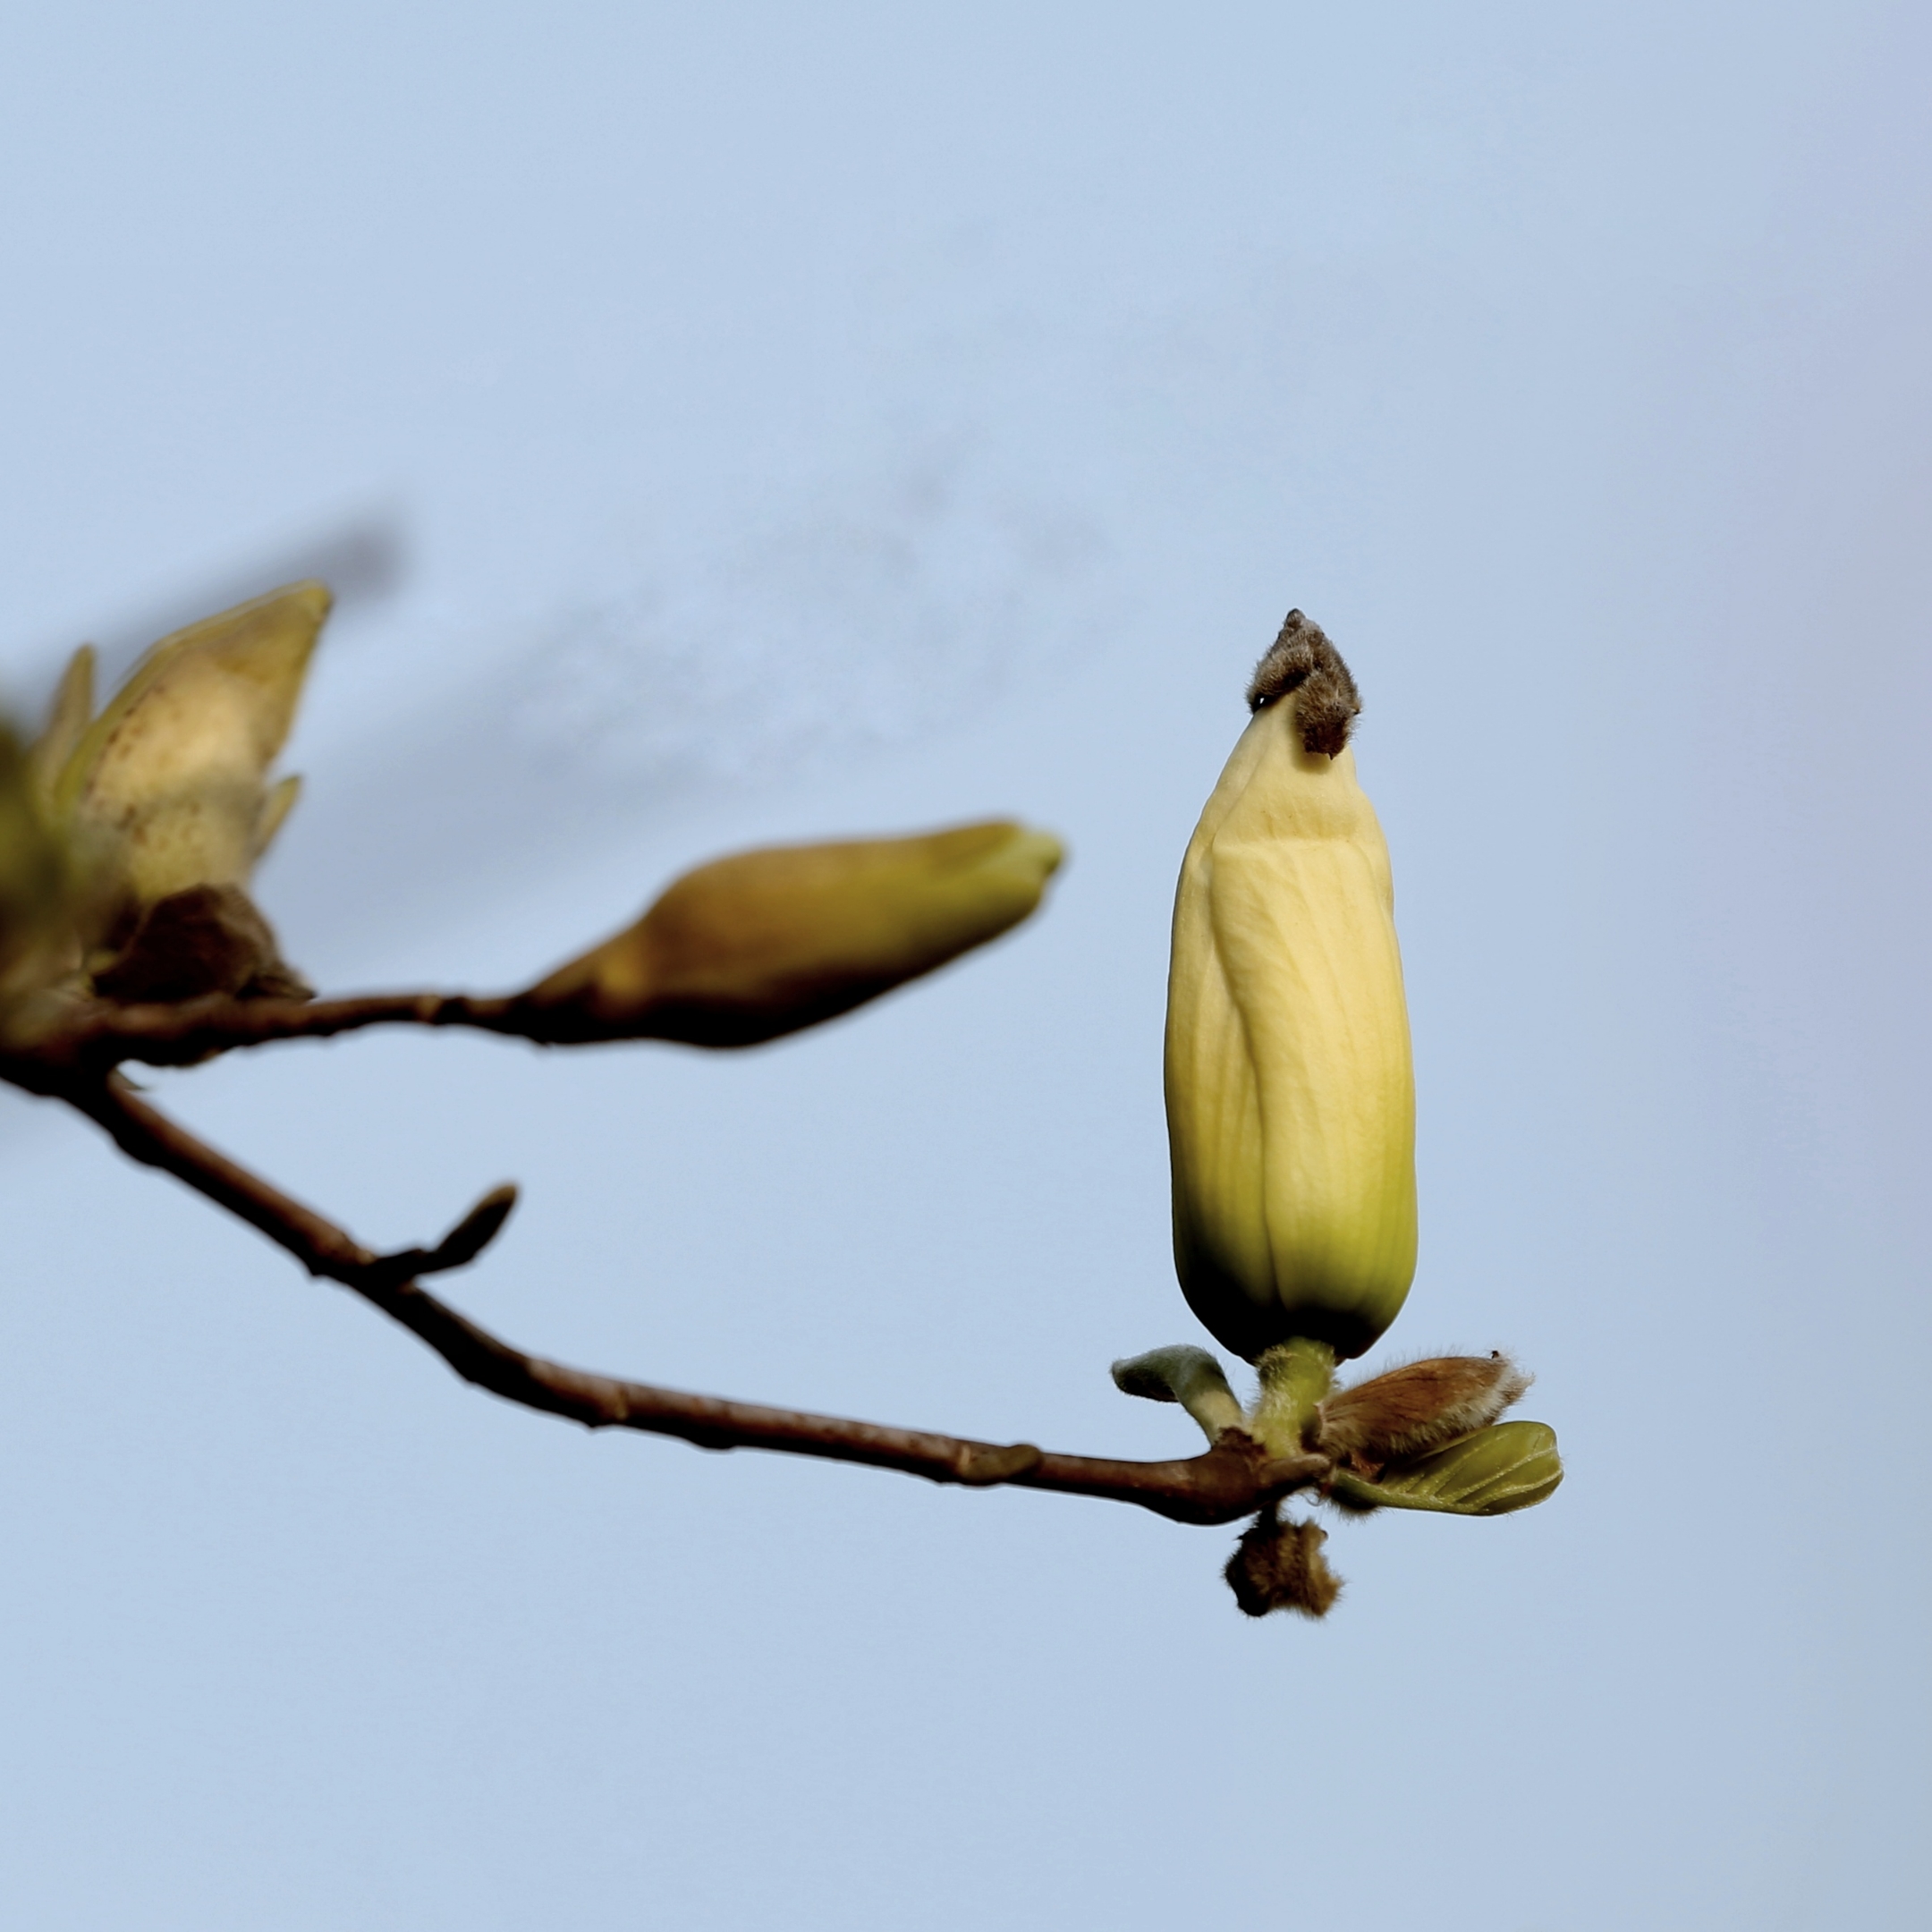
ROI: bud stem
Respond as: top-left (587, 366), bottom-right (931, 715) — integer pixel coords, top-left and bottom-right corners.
top-left (1249, 1338), bottom-right (1336, 1458)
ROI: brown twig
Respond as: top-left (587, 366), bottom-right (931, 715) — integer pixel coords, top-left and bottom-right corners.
top-left (51, 1072), bottom-right (1324, 1527)
top-left (27, 990), bottom-right (530, 1074)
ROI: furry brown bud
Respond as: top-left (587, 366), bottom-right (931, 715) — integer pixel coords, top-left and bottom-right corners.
top-left (89, 884), bottom-right (310, 1004)
top-left (1244, 610), bottom-right (1361, 757)
top-left (1316, 1352), bottom-right (1530, 1475)
top-left (1224, 1507), bottom-right (1343, 1618)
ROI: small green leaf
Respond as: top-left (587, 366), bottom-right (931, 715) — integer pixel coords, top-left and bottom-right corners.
top-left (1111, 1344), bottom-right (1247, 1442)
top-left (1328, 1419), bottom-right (1563, 1516)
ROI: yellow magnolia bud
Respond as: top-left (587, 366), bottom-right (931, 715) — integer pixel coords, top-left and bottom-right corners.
top-left (50, 581), bottom-right (327, 907)
top-left (1165, 612), bottom-right (1415, 1362)
top-left (12, 583), bottom-right (330, 1005)
top-left (521, 819), bottom-right (1063, 1046)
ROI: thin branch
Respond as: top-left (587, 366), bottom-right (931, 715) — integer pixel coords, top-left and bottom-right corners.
top-left (56, 1074), bottom-right (1325, 1527)
top-left (28, 990), bottom-right (530, 1075)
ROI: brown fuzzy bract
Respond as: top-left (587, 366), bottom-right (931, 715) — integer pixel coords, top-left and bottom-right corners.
top-left (1244, 610), bottom-right (1362, 756)
top-left (1316, 1353), bottom-right (1531, 1475)
top-left (1224, 1507), bottom-right (1343, 1619)
top-left (91, 886), bottom-right (312, 1005)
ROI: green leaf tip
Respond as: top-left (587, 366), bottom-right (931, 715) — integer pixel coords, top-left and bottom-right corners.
top-left (1111, 1344), bottom-right (1247, 1442)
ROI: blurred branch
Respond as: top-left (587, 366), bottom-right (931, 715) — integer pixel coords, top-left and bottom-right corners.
top-left (20, 820), bottom-right (1072, 1070)
top-left (31, 990), bottom-right (538, 1073)
top-left (17, 981), bottom-right (941, 1072)
top-left (51, 1071), bottom-right (1326, 1527)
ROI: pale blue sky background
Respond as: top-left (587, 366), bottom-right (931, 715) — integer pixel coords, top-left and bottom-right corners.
top-left (1, 5), bottom-right (1928, 1928)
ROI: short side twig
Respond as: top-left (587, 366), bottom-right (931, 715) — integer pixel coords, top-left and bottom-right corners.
top-left (57, 1075), bottom-right (1325, 1527)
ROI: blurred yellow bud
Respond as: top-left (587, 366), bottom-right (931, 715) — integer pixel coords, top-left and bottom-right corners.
top-left (2, 581), bottom-right (331, 1006)
top-left (521, 820), bottom-right (1064, 1046)
top-left (1165, 613), bottom-right (1416, 1363)
top-left (48, 580), bottom-right (327, 909)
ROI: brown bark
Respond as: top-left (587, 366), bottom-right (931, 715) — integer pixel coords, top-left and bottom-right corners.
top-left (25, 1063), bottom-right (1325, 1528)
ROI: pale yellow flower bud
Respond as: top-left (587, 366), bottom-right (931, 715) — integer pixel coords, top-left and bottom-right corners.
top-left (521, 819), bottom-right (1063, 1046)
top-left (22, 581), bottom-right (327, 1004)
top-left (50, 580), bottom-right (326, 909)
top-left (1165, 613), bottom-right (1416, 1362)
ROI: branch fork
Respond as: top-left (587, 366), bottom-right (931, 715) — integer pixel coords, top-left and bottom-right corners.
top-left (4, 582), bottom-right (1537, 1616)
top-left (13, 1019), bottom-right (1331, 1530)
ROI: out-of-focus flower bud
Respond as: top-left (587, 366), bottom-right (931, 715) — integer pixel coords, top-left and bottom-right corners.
top-left (34, 582), bottom-right (326, 1002)
top-left (1165, 612), bottom-right (1415, 1363)
top-left (47, 581), bottom-right (326, 908)
top-left (520, 820), bottom-right (1064, 1046)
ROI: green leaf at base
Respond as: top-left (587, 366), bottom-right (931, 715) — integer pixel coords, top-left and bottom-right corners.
top-left (1327, 1419), bottom-right (1562, 1516)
